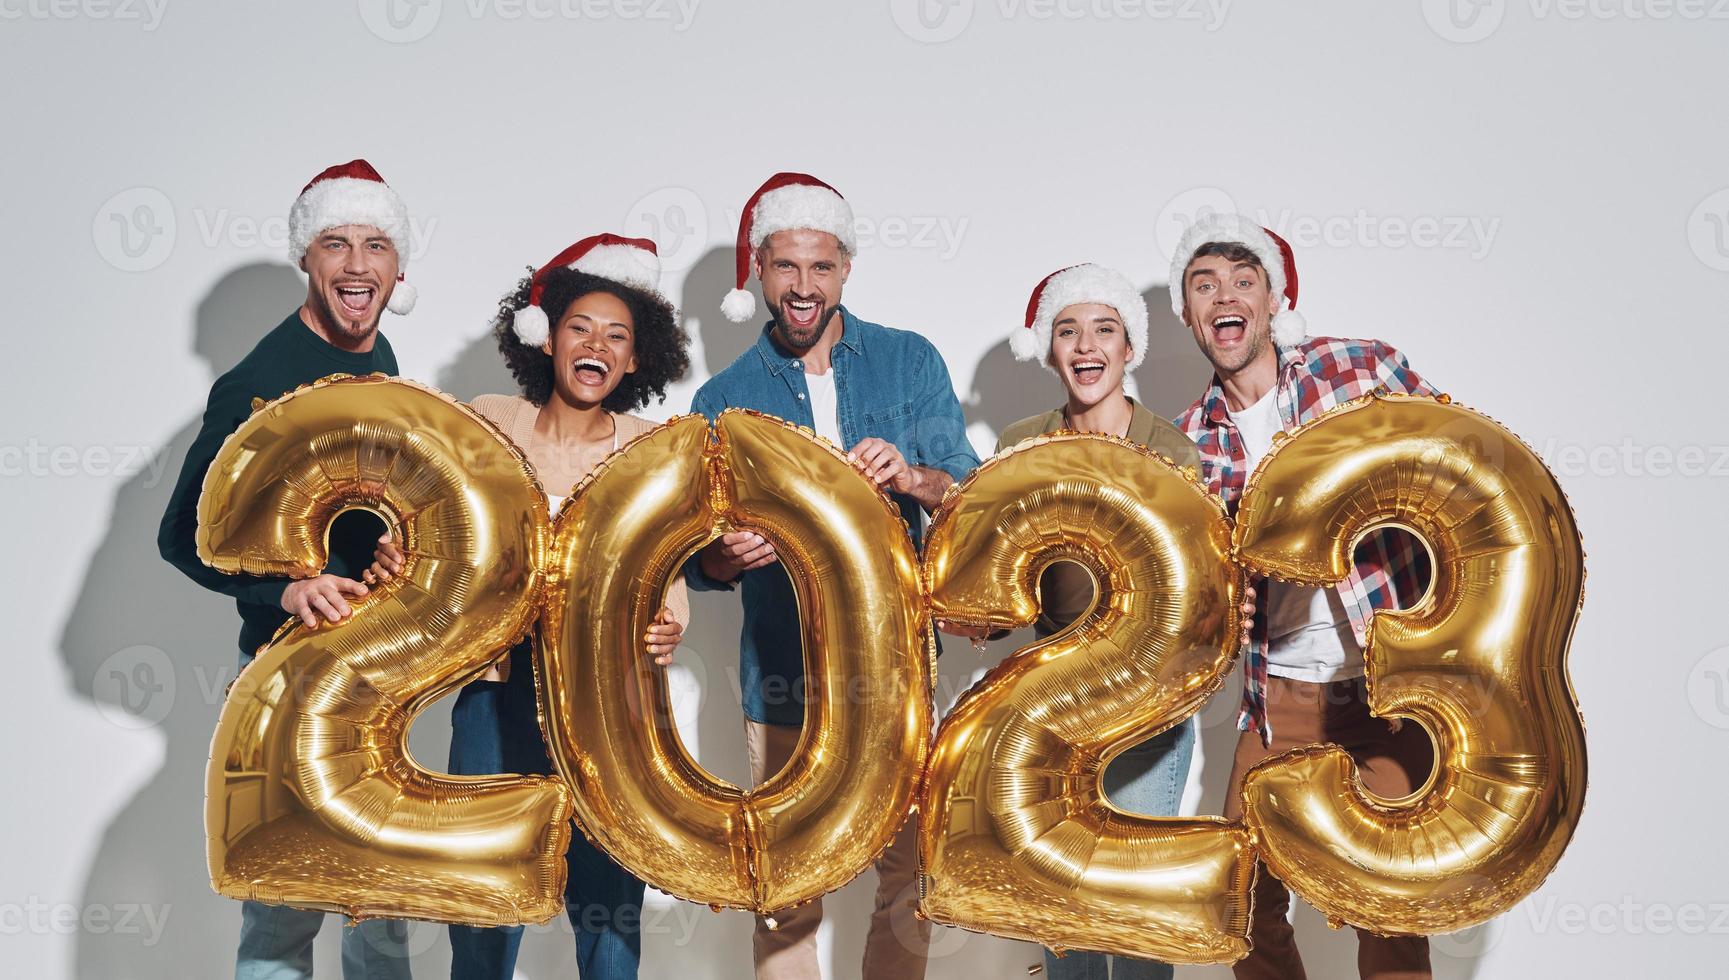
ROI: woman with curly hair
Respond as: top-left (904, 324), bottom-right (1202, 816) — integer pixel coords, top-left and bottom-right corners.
top-left (369, 234), bottom-right (692, 980)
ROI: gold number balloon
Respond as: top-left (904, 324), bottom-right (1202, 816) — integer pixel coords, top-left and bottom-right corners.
top-left (1234, 392), bottom-right (1587, 935)
top-left (539, 410), bottom-right (931, 912)
top-left (200, 375), bottom-right (574, 925)
top-left (919, 433), bottom-right (1256, 964)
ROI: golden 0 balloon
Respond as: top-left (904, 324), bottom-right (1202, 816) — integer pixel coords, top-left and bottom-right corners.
top-left (199, 375), bottom-right (574, 925)
top-left (538, 410), bottom-right (931, 912)
top-left (919, 433), bottom-right (1257, 964)
top-left (1234, 392), bottom-right (1587, 936)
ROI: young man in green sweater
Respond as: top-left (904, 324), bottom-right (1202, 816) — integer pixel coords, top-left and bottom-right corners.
top-left (157, 159), bottom-right (418, 980)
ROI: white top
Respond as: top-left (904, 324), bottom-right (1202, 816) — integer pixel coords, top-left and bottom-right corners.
top-left (803, 367), bottom-right (844, 448)
top-left (1228, 386), bottom-right (1364, 683)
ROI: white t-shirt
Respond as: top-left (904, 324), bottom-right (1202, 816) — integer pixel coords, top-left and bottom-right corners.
top-left (1228, 386), bottom-right (1364, 683)
top-left (803, 368), bottom-right (844, 448)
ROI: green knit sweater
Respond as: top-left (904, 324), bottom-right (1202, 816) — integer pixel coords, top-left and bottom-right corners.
top-left (157, 311), bottom-right (398, 657)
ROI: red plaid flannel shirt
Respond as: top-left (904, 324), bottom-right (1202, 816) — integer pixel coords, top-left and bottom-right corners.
top-left (1175, 336), bottom-right (1436, 745)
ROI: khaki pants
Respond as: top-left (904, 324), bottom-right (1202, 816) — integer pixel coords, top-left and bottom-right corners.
top-left (746, 720), bottom-right (929, 980)
top-left (1222, 676), bottom-right (1435, 980)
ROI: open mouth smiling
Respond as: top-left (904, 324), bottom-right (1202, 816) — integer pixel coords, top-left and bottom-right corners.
top-left (1211, 313), bottom-right (1247, 345)
top-left (335, 283), bottom-right (377, 318)
top-left (572, 357), bottom-right (611, 387)
top-left (1070, 358), bottom-right (1107, 385)
top-left (784, 298), bottom-right (821, 329)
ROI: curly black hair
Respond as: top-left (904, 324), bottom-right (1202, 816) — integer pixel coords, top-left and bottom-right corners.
top-left (491, 266), bottom-right (690, 413)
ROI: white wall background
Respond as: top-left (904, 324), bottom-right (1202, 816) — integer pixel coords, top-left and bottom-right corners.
top-left (5, 1), bottom-right (1727, 977)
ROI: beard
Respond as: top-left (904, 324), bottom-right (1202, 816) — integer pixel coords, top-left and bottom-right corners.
top-left (767, 296), bottom-right (839, 352)
top-left (312, 290), bottom-right (382, 343)
top-left (1194, 316), bottom-right (1269, 377)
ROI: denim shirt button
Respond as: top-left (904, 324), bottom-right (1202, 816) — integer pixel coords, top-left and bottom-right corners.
top-left (796, 393), bottom-right (805, 400)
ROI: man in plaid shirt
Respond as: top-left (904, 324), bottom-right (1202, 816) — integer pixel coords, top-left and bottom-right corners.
top-left (1169, 213), bottom-right (1436, 980)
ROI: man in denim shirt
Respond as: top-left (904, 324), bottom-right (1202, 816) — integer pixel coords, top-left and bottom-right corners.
top-left (689, 172), bottom-right (978, 980)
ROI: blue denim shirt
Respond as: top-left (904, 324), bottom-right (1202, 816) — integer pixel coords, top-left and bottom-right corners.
top-left (685, 306), bottom-right (980, 726)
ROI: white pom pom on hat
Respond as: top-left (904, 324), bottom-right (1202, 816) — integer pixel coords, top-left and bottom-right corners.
top-left (510, 233), bottom-right (665, 347)
top-left (288, 159), bottom-right (418, 316)
top-left (1011, 263), bottom-right (1150, 372)
top-left (385, 277), bottom-right (416, 315)
top-left (722, 172), bottom-right (857, 323)
top-left (1168, 213), bottom-right (1307, 348)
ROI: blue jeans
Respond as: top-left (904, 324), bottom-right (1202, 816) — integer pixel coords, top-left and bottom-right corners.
top-left (1042, 717), bottom-right (1196, 980)
top-left (446, 643), bottom-right (644, 980)
top-left (233, 648), bottom-right (413, 980)
top-left (235, 902), bottom-right (411, 980)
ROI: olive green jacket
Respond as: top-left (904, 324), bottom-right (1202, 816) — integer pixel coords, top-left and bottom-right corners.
top-left (994, 397), bottom-right (1200, 636)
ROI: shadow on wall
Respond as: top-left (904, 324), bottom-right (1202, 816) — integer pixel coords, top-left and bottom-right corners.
top-left (961, 284), bottom-right (1212, 440)
top-left (56, 263), bottom-right (1489, 980)
top-left (686, 244), bottom-right (759, 378)
top-left (60, 263), bottom-right (303, 980)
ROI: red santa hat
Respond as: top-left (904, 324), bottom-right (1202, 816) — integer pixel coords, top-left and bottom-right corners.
top-left (510, 233), bottom-right (664, 347)
top-left (1011, 263), bottom-right (1149, 371)
top-left (721, 172), bottom-right (857, 323)
top-left (1168, 212), bottom-right (1307, 347)
top-left (288, 159), bottom-right (417, 315)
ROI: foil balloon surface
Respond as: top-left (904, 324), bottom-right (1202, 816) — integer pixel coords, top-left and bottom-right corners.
top-left (920, 433), bottom-right (1255, 964)
top-left (200, 374), bottom-right (572, 925)
top-left (539, 410), bottom-right (931, 913)
top-left (1234, 393), bottom-right (1588, 936)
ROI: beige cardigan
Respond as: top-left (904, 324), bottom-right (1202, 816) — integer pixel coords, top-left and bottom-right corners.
top-left (469, 394), bottom-right (689, 679)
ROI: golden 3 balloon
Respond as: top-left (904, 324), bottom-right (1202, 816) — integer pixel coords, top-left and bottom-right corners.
top-left (1233, 392), bottom-right (1588, 936)
top-left (539, 410), bottom-right (930, 912)
top-left (199, 375), bottom-right (574, 925)
top-left (919, 433), bottom-right (1256, 964)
